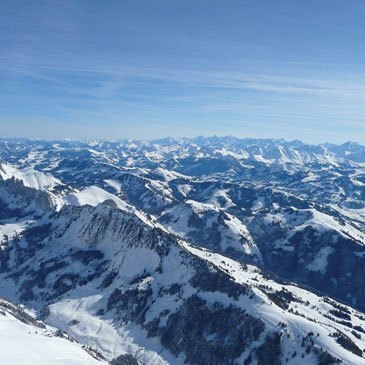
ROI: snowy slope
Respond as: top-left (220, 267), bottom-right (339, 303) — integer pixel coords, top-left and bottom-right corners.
top-left (182, 242), bottom-right (365, 365)
top-left (0, 162), bottom-right (62, 191)
top-left (0, 298), bottom-right (105, 365)
top-left (66, 186), bottom-right (130, 210)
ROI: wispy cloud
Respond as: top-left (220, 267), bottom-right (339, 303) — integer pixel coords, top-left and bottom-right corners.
top-left (1, 59), bottom-right (365, 101)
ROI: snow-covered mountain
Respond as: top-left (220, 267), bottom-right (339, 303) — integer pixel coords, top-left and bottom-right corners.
top-left (0, 137), bottom-right (365, 364)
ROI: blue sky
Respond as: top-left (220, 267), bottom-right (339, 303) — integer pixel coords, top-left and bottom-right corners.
top-left (1, 0), bottom-right (365, 143)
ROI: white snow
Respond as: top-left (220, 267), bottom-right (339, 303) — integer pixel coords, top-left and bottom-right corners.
top-left (253, 154), bottom-right (275, 164)
top-left (66, 186), bottom-right (129, 210)
top-left (0, 162), bottom-right (62, 191)
top-left (104, 179), bottom-right (122, 193)
top-left (0, 219), bottom-right (31, 247)
top-left (0, 301), bottom-right (103, 365)
top-left (307, 246), bottom-right (334, 274)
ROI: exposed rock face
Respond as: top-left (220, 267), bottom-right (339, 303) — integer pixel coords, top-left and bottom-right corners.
top-left (0, 177), bottom-right (53, 218)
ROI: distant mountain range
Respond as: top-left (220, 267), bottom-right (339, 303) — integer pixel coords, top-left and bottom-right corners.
top-left (0, 137), bottom-right (365, 364)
